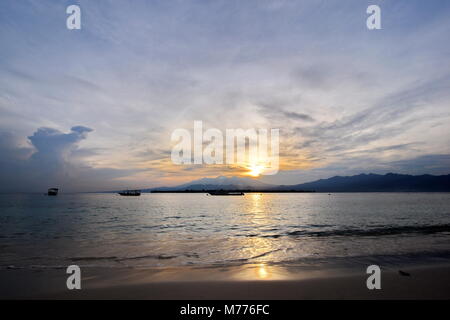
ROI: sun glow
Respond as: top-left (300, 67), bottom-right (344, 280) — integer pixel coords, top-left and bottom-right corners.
top-left (257, 263), bottom-right (269, 279)
top-left (247, 164), bottom-right (265, 177)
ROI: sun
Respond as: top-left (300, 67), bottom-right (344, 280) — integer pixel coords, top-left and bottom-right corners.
top-left (247, 164), bottom-right (265, 177)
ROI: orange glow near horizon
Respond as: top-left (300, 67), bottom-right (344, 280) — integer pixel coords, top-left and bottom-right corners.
top-left (257, 263), bottom-right (269, 279)
top-left (246, 164), bottom-right (265, 177)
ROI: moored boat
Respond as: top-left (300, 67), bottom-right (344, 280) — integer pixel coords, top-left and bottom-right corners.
top-left (207, 190), bottom-right (244, 196)
top-left (47, 188), bottom-right (59, 196)
top-left (118, 189), bottom-right (141, 196)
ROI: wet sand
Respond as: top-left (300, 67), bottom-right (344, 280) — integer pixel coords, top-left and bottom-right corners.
top-left (1, 264), bottom-right (449, 299)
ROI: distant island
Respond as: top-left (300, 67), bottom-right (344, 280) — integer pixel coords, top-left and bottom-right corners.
top-left (141, 173), bottom-right (450, 193)
top-left (151, 189), bottom-right (315, 193)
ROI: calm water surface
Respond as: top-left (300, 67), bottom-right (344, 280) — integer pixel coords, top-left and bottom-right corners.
top-left (1, 193), bottom-right (450, 270)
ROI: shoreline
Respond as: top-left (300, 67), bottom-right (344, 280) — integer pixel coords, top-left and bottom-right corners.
top-left (1, 262), bottom-right (449, 299)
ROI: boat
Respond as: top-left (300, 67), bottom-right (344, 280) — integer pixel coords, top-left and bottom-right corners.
top-left (47, 188), bottom-right (59, 196)
top-left (207, 190), bottom-right (244, 196)
top-left (118, 189), bottom-right (141, 196)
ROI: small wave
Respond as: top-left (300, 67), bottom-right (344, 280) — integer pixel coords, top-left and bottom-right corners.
top-left (249, 248), bottom-right (283, 259)
top-left (115, 254), bottom-right (177, 261)
top-left (279, 250), bottom-right (450, 269)
top-left (271, 224), bottom-right (450, 238)
top-left (70, 256), bottom-right (118, 261)
top-left (219, 249), bottom-right (283, 264)
top-left (69, 254), bottom-right (178, 262)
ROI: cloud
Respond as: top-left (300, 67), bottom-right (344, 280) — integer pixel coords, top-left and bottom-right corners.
top-left (261, 153), bottom-right (450, 185)
top-left (257, 103), bottom-right (315, 123)
top-left (28, 126), bottom-right (93, 164)
top-left (292, 74), bottom-right (450, 159)
top-left (386, 154), bottom-right (450, 175)
top-left (0, 126), bottom-right (138, 192)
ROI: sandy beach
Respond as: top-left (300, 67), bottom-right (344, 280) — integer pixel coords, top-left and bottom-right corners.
top-left (1, 263), bottom-right (449, 300)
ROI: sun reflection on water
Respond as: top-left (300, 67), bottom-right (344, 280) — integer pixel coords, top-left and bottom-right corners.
top-left (234, 193), bottom-right (283, 277)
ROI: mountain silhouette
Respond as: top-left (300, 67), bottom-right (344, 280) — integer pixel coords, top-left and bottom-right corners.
top-left (147, 176), bottom-right (275, 191)
top-left (146, 173), bottom-right (450, 192)
top-left (279, 173), bottom-right (450, 192)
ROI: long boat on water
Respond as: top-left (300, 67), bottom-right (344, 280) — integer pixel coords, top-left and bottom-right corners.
top-left (118, 190), bottom-right (141, 196)
top-left (207, 190), bottom-right (244, 196)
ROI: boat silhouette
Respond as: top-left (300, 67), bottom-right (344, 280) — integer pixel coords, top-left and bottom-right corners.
top-left (207, 190), bottom-right (244, 196)
top-left (118, 189), bottom-right (141, 196)
top-left (47, 188), bottom-right (58, 196)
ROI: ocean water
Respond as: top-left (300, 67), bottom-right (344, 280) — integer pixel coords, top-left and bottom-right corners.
top-left (1, 193), bottom-right (450, 270)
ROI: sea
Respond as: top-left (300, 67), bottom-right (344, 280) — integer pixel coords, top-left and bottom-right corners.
top-left (1, 193), bottom-right (450, 271)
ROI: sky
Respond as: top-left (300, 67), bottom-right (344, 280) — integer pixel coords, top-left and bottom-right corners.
top-left (0, 0), bottom-right (450, 192)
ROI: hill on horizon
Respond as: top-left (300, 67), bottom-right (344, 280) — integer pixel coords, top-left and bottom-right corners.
top-left (146, 176), bottom-right (276, 192)
top-left (145, 173), bottom-right (450, 192)
top-left (279, 173), bottom-right (450, 192)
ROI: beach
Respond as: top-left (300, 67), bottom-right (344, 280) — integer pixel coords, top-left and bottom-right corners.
top-left (2, 263), bottom-right (450, 299)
